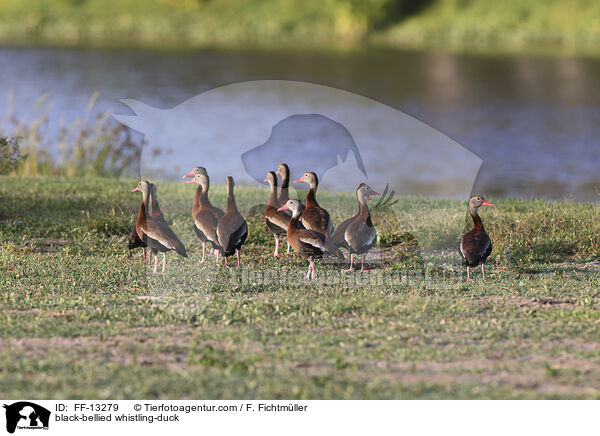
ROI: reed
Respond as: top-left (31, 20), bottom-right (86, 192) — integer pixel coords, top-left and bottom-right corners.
top-left (0, 92), bottom-right (142, 178)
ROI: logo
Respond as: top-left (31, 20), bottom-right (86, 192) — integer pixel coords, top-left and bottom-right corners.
top-left (3, 402), bottom-right (50, 434)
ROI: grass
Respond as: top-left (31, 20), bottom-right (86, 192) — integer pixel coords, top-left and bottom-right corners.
top-left (1, 176), bottom-right (600, 399)
top-left (1, 0), bottom-right (600, 55)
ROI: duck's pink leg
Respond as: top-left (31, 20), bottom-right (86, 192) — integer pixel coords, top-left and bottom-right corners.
top-left (286, 240), bottom-right (291, 255)
top-left (466, 266), bottom-right (470, 281)
top-left (162, 253), bottom-right (166, 273)
top-left (274, 236), bottom-right (280, 257)
top-left (310, 261), bottom-right (316, 280)
top-left (360, 254), bottom-right (366, 272)
top-left (345, 254), bottom-right (355, 272)
top-left (153, 254), bottom-right (158, 274)
top-left (481, 263), bottom-right (486, 280)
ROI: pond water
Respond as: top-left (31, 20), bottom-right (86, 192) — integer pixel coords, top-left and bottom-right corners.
top-left (1, 46), bottom-right (599, 201)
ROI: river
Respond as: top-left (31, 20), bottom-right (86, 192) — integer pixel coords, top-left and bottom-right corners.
top-left (1, 46), bottom-right (599, 200)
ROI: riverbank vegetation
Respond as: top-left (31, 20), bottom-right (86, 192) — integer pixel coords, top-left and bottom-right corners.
top-left (0, 93), bottom-right (141, 177)
top-left (0, 0), bottom-right (599, 55)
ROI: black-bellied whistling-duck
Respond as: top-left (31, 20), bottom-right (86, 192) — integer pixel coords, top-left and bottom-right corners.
top-left (132, 180), bottom-right (188, 273)
top-left (128, 227), bottom-right (146, 259)
top-left (294, 171), bottom-right (333, 237)
top-left (217, 176), bottom-right (248, 266)
top-left (133, 194), bottom-right (150, 266)
top-left (128, 202), bottom-right (148, 263)
top-left (276, 163), bottom-right (291, 206)
top-left (263, 171), bottom-right (291, 257)
top-left (184, 167), bottom-right (224, 263)
top-left (278, 200), bottom-right (342, 279)
top-left (460, 195), bottom-right (494, 280)
top-left (332, 183), bottom-right (380, 271)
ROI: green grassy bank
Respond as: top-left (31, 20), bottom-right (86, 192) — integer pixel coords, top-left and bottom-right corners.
top-left (1, 0), bottom-right (600, 55)
top-left (1, 177), bottom-right (599, 398)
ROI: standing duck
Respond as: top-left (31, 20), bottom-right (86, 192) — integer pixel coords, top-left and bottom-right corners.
top-left (332, 183), bottom-right (380, 271)
top-left (184, 167), bottom-right (224, 263)
top-left (128, 202), bottom-right (148, 263)
top-left (276, 163), bottom-right (291, 206)
top-left (216, 176), bottom-right (248, 266)
top-left (132, 180), bottom-right (188, 273)
top-left (294, 171), bottom-right (333, 237)
top-left (133, 193), bottom-right (150, 266)
top-left (263, 171), bottom-right (291, 257)
top-left (460, 195), bottom-right (494, 280)
top-left (278, 200), bottom-right (342, 279)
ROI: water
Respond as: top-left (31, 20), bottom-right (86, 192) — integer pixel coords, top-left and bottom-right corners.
top-left (1, 46), bottom-right (599, 200)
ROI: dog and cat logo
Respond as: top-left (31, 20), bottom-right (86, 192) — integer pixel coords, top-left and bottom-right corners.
top-left (3, 402), bottom-right (50, 433)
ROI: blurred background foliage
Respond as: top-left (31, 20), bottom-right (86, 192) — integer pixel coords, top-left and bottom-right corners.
top-left (0, 0), bottom-right (598, 53)
top-left (0, 92), bottom-right (142, 177)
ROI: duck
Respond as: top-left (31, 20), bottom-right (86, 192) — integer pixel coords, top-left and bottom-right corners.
top-left (263, 171), bottom-right (291, 257)
top-left (276, 163), bottom-right (291, 206)
top-left (294, 171), bottom-right (333, 237)
top-left (132, 193), bottom-right (150, 266)
top-left (332, 183), bottom-right (380, 271)
top-left (184, 167), bottom-right (224, 263)
top-left (278, 199), bottom-right (342, 279)
top-left (460, 195), bottom-right (494, 280)
top-left (132, 180), bottom-right (188, 273)
top-left (128, 204), bottom-right (148, 264)
top-left (216, 176), bottom-right (248, 266)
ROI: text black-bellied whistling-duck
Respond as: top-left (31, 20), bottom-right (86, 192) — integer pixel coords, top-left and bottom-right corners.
top-left (132, 180), bottom-right (188, 273)
top-left (460, 195), bottom-right (494, 280)
top-left (183, 167), bottom-right (224, 263)
top-left (263, 171), bottom-right (291, 257)
top-left (278, 200), bottom-right (342, 279)
top-left (294, 171), bottom-right (333, 237)
top-left (332, 183), bottom-right (380, 272)
top-left (217, 176), bottom-right (248, 266)
top-left (276, 163), bottom-right (291, 206)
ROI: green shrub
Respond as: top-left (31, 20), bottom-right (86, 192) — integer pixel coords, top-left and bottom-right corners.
top-left (0, 136), bottom-right (26, 175)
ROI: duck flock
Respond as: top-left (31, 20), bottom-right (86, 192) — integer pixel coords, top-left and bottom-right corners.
top-left (129, 163), bottom-right (495, 280)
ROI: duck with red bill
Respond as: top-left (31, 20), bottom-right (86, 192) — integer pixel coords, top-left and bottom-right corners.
top-left (278, 200), bottom-right (331, 280)
top-left (293, 171), bottom-right (333, 237)
top-left (183, 167), bottom-right (224, 263)
top-left (459, 195), bottom-right (495, 280)
top-left (263, 171), bottom-right (292, 257)
top-left (132, 180), bottom-right (188, 273)
top-left (331, 183), bottom-right (381, 272)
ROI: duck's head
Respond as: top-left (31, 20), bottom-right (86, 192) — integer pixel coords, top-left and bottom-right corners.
top-left (278, 199), bottom-right (304, 217)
